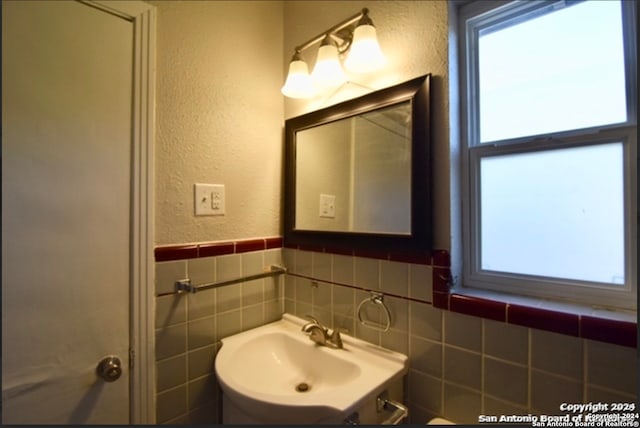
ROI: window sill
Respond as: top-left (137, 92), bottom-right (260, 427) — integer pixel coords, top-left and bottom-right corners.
top-left (433, 283), bottom-right (636, 348)
top-left (458, 286), bottom-right (636, 321)
top-left (430, 250), bottom-right (636, 348)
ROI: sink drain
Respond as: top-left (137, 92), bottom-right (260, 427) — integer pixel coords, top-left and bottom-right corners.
top-left (295, 382), bottom-right (311, 392)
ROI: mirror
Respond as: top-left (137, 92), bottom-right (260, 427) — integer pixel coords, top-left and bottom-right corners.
top-left (296, 101), bottom-right (412, 234)
top-left (284, 74), bottom-right (432, 254)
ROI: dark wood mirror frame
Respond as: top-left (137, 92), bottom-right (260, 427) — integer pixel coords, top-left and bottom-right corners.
top-left (284, 74), bottom-right (431, 256)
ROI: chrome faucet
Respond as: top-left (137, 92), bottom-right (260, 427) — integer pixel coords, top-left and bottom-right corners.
top-left (301, 315), bottom-right (344, 349)
top-left (328, 327), bottom-right (343, 349)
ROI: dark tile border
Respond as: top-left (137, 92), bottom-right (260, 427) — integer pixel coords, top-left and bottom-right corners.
top-left (353, 248), bottom-right (391, 260)
top-left (283, 243), bottom-right (432, 265)
top-left (155, 237), bottom-right (280, 261)
top-left (581, 315), bottom-right (637, 348)
top-left (199, 242), bottom-right (234, 258)
top-left (450, 293), bottom-right (506, 322)
top-left (508, 304), bottom-right (580, 337)
top-left (432, 249), bottom-right (450, 267)
top-left (389, 250), bottom-right (432, 265)
top-left (236, 239), bottom-right (265, 253)
top-left (432, 291), bottom-right (450, 310)
top-left (432, 267), bottom-right (451, 293)
top-left (155, 244), bottom-right (198, 262)
top-left (265, 237), bottom-right (283, 249)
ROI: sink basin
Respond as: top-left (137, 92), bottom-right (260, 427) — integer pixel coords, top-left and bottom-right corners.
top-left (223, 331), bottom-right (362, 393)
top-left (215, 313), bottom-right (408, 424)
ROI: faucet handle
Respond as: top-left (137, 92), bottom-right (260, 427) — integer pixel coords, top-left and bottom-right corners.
top-left (332, 327), bottom-right (348, 335)
top-left (329, 327), bottom-right (347, 348)
top-left (304, 314), bottom-right (320, 324)
top-left (301, 314), bottom-right (324, 332)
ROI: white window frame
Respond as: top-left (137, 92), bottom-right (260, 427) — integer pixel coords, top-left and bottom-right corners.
top-left (459, 0), bottom-right (637, 310)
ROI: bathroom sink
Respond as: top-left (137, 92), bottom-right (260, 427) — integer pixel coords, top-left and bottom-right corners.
top-left (221, 331), bottom-right (361, 393)
top-left (215, 313), bottom-right (408, 424)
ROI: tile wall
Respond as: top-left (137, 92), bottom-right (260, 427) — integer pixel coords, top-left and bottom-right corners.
top-left (153, 243), bottom-right (637, 425)
top-left (282, 248), bottom-right (638, 425)
top-left (154, 245), bottom-right (283, 424)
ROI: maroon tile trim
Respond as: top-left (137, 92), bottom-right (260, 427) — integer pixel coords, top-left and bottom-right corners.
top-left (265, 237), bottom-right (283, 249)
top-left (389, 251), bottom-right (431, 265)
top-left (432, 249), bottom-right (451, 267)
top-left (155, 245), bottom-right (198, 262)
top-left (432, 291), bottom-right (449, 310)
top-left (284, 246), bottom-right (437, 265)
top-left (155, 237), bottom-right (284, 261)
top-left (432, 267), bottom-right (451, 293)
top-left (353, 248), bottom-right (390, 260)
top-left (508, 304), bottom-right (580, 337)
top-left (199, 242), bottom-right (235, 258)
top-left (298, 243), bottom-right (326, 253)
top-left (581, 316), bottom-right (637, 348)
top-left (450, 294), bottom-right (506, 322)
top-left (323, 246), bottom-right (355, 257)
top-left (236, 239), bottom-right (265, 253)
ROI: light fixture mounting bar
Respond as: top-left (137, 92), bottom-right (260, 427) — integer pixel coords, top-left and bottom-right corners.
top-left (294, 8), bottom-right (368, 53)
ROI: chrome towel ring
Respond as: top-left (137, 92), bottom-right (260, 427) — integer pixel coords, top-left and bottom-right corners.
top-left (356, 291), bottom-right (392, 332)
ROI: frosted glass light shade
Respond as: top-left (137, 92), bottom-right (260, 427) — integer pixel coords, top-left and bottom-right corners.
top-left (345, 24), bottom-right (386, 73)
top-left (281, 58), bottom-right (316, 99)
top-left (311, 44), bottom-right (347, 88)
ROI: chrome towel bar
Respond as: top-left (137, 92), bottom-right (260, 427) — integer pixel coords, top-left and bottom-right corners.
top-left (175, 265), bottom-right (287, 294)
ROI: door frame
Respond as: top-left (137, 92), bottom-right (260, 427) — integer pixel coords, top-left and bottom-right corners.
top-left (82, 1), bottom-right (156, 423)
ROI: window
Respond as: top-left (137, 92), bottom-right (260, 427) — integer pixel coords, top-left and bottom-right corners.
top-left (459, 0), bottom-right (637, 309)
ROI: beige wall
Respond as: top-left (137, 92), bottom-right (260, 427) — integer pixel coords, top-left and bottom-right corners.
top-left (151, 0), bottom-right (284, 246)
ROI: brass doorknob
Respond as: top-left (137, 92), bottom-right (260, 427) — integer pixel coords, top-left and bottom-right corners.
top-left (96, 356), bottom-right (122, 382)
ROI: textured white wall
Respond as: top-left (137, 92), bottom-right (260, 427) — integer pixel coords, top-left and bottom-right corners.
top-left (152, 1), bottom-right (284, 245)
top-left (283, 0), bottom-right (452, 251)
top-left (152, 1), bottom-right (452, 250)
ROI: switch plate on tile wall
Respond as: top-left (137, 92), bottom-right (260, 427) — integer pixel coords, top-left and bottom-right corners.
top-left (194, 183), bottom-right (225, 216)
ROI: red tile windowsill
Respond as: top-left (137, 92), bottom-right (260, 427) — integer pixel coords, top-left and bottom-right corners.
top-left (430, 250), bottom-right (637, 348)
top-left (437, 291), bottom-right (637, 348)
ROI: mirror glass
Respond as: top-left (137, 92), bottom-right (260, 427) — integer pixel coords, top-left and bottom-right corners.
top-left (295, 101), bottom-right (411, 234)
top-left (284, 74), bottom-right (431, 254)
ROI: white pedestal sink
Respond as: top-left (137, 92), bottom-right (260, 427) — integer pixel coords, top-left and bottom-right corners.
top-left (215, 313), bottom-right (409, 424)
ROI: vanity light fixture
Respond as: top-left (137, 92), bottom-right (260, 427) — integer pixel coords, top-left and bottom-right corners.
top-left (311, 34), bottom-right (347, 88)
top-left (281, 52), bottom-right (316, 99)
top-left (281, 8), bottom-right (386, 99)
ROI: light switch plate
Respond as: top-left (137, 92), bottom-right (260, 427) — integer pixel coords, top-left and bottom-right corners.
top-left (319, 193), bottom-right (335, 218)
top-left (194, 183), bottom-right (225, 216)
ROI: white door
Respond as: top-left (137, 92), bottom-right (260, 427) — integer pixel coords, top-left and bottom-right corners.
top-left (2, 1), bottom-right (137, 423)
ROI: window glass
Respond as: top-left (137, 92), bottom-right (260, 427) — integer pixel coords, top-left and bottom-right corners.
top-left (461, 0), bottom-right (636, 309)
top-left (479, 143), bottom-right (625, 284)
top-left (478, 1), bottom-right (627, 143)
